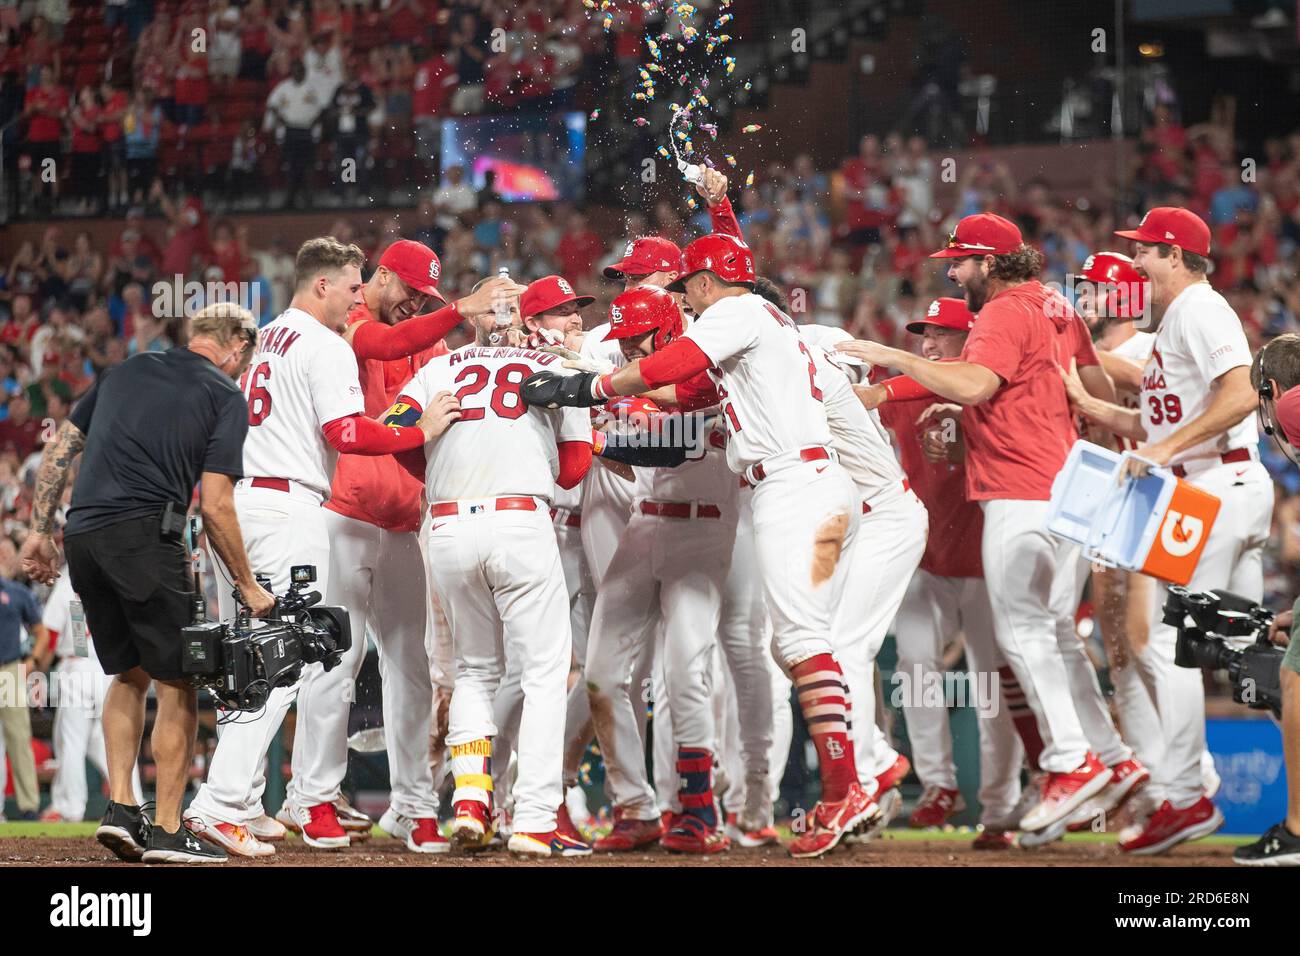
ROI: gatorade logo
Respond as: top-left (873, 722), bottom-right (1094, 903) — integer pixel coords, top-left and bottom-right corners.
top-left (1160, 510), bottom-right (1204, 558)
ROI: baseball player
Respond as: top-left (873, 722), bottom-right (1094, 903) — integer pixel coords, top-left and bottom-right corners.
top-left (582, 286), bottom-right (738, 854)
top-left (861, 298), bottom-right (1023, 847)
top-left (386, 336), bottom-right (595, 858)
top-left (274, 242), bottom-right (523, 855)
top-left (187, 238), bottom-right (455, 856)
top-left (837, 213), bottom-right (1117, 836)
top-left (1064, 207), bottom-right (1272, 854)
top-left (795, 321), bottom-right (929, 840)
top-left (487, 274), bottom-right (598, 842)
top-left (41, 571), bottom-right (143, 821)
top-left (523, 233), bottom-right (879, 859)
top-left (1076, 253), bottom-right (1165, 777)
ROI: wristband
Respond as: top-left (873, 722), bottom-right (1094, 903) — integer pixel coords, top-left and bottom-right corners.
top-left (593, 373), bottom-right (617, 401)
top-left (592, 429), bottom-right (608, 455)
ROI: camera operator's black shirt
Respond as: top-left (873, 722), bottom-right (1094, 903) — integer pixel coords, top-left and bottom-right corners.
top-left (65, 348), bottom-right (249, 536)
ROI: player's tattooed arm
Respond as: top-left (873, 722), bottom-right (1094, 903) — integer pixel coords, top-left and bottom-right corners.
top-left (20, 420), bottom-right (86, 584)
top-left (31, 420), bottom-right (85, 535)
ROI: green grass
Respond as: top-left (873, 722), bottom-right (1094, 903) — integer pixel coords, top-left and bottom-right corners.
top-left (0, 820), bottom-right (1256, 846)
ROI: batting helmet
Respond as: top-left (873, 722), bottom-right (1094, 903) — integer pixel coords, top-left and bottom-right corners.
top-left (1081, 250), bottom-right (1147, 319)
top-left (602, 285), bottom-right (683, 351)
top-left (665, 234), bottom-right (755, 292)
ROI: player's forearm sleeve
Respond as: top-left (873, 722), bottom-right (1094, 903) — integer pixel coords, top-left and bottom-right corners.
top-left (350, 303), bottom-right (462, 360)
top-left (395, 447), bottom-right (427, 482)
top-left (675, 370), bottom-right (721, 412)
top-left (556, 440), bottom-right (593, 489)
top-left (707, 196), bottom-right (743, 242)
top-left (639, 339), bottom-right (713, 389)
top-left (322, 414), bottom-right (424, 455)
top-left (594, 429), bottom-right (690, 468)
top-left (880, 374), bottom-right (938, 403)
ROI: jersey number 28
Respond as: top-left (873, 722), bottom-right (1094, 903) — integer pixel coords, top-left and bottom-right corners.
top-left (453, 363), bottom-right (530, 421)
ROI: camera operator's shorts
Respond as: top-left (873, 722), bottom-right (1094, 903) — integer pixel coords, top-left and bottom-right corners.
top-left (65, 514), bottom-right (194, 681)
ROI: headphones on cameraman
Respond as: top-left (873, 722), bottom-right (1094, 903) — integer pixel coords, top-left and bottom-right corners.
top-left (1256, 339), bottom-right (1297, 465)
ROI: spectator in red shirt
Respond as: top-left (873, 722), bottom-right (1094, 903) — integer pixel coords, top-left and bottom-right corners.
top-left (69, 87), bottom-right (104, 214)
top-left (209, 220), bottom-right (249, 282)
top-left (173, 45), bottom-right (210, 127)
top-left (555, 211), bottom-right (606, 282)
top-left (98, 80), bottom-right (130, 212)
top-left (1, 294), bottom-right (39, 347)
top-left (412, 45), bottom-right (457, 178)
top-left (22, 66), bottom-right (67, 211)
top-left (0, 394), bottom-right (43, 459)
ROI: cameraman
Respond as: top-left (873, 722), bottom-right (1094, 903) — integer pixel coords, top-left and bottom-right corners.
top-left (20, 302), bottom-right (275, 865)
top-left (1233, 333), bottom-right (1300, 866)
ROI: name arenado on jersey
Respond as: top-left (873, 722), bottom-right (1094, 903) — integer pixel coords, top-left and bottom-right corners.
top-left (448, 346), bottom-right (560, 366)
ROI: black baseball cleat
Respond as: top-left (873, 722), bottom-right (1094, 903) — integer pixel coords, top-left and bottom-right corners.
top-left (142, 821), bottom-right (229, 864)
top-left (1233, 822), bottom-right (1300, 867)
top-left (95, 802), bottom-right (149, 862)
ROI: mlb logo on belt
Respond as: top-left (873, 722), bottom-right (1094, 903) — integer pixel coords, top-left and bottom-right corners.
top-left (469, 505), bottom-right (483, 514)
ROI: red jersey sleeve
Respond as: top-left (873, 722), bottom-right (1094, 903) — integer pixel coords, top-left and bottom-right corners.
top-left (675, 369), bottom-right (721, 411)
top-left (961, 307), bottom-right (1024, 384)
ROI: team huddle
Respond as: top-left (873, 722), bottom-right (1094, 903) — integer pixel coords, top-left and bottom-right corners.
top-left (136, 170), bottom-right (1264, 861)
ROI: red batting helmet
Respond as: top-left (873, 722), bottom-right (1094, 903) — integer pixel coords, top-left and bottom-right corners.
top-left (664, 234), bottom-right (755, 292)
top-left (1081, 250), bottom-right (1147, 320)
top-left (603, 286), bottom-right (683, 351)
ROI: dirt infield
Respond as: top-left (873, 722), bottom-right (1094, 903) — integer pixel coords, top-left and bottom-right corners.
top-left (0, 828), bottom-right (1243, 867)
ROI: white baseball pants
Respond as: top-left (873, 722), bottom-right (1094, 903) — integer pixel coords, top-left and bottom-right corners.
top-left (980, 498), bottom-right (1090, 774)
top-left (425, 501), bottom-right (571, 834)
top-left (835, 486), bottom-right (928, 788)
top-left (585, 506), bottom-right (736, 821)
top-left (751, 458), bottom-right (861, 668)
top-left (286, 510), bottom-right (436, 817)
top-left (191, 485), bottom-right (331, 825)
top-left (893, 569), bottom-right (1022, 823)
top-left (1136, 461), bottom-right (1273, 808)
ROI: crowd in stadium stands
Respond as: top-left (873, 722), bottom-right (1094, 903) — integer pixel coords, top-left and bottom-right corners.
top-left (4, 4), bottom-right (1300, 808)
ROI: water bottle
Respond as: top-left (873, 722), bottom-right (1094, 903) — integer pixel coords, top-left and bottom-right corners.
top-left (490, 266), bottom-right (512, 344)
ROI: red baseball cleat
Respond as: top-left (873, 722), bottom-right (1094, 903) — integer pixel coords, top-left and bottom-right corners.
top-left (279, 801), bottom-right (350, 849)
top-left (908, 785), bottom-right (965, 828)
top-left (1098, 756), bottom-right (1150, 813)
top-left (450, 800), bottom-right (494, 852)
top-left (971, 828), bottom-right (1015, 850)
top-left (875, 754), bottom-right (911, 794)
top-left (556, 803), bottom-right (587, 844)
top-left (593, 815), bottom-right (665, 852)
top-left (508, 830), bottom-right (593, 857)
top-left (660, 813), bottom-right (731, 854)
top-left (787, 783), bottom-right (878, 859)
top-left (724, 812), bottom-right (780, 848)
top-left (1119, 797), bottom-right (1223, 856)
top-left (1019, 752), bottom-right (1112, 833)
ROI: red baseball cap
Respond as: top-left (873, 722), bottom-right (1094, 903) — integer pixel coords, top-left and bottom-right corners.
top-left (1115, 207), bottom-right (1211, 257)
top-left (603, 236), bottom-right (684, 279)
top-left (520, 275), bottom-right (594, 319)
top-left (1277, 384), bottom-right (1300, 447)
top-left (906, 297), bottom-right (976, 334)
top-left (379, 239), bottom-right (446, 302)
top-left (929, 213), bottom-right (1024, 259)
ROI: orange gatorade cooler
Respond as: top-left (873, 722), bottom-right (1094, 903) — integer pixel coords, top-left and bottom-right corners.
top-left (1047, 441), bottom-right (1222, 586)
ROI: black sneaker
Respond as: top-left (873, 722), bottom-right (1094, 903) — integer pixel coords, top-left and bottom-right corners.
top-left (1233, 822), bottom-right (1300, 867)
top-left (142, 820), bottom-right (229, 864)
top-left (95, 802), bottom-right (148, 862)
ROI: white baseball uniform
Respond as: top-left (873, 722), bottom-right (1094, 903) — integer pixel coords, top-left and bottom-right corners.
top-left (584, 414), bottom-right (738, 822)
top-left (806, 338), bottom-right (929, 789)
top-left (1133, 282), bottom-right (1273, 808)
top-left (191, 307), bottom-right (363, 826)
top-left (43, 573), bottom-right (142, 820)
top-left (681, 293), bottom-right (860, 669)
top-left (400, 343), bottom-right (591, 834)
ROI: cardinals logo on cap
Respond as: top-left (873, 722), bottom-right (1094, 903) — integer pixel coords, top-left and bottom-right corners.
top-left (624, 241), bottom-right (635, 259)
top-left (429, 258), bottom-right (440, 280)
top-left (927, 300), bottom-right (941, 317)
top-left (610, 303), bottom-right (623, 324)
top-left (1082, 254), bottom-right (1096, 273)
top-left (557, 278), bottom-right (573, 295)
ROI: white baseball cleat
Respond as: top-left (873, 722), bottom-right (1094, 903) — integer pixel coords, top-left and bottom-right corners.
top-left (378, 808), bottom-right (451, 854)
top-left (247, 813), bottom-right (287, 843)
top-left (333, 798), bottom-right (374, 841)
top-left (843, 787), bottom-right (901, 844)
top-left (185, 811), bottom-right (276, 858)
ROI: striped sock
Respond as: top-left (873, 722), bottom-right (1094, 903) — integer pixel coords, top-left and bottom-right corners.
top-left (677, 746), bottom-right (717, 828)
top-left (450, 737), bottom-right (494, 808)
top-left (792, 654), bottom-right (857, 802)
top-left (999, 666), bottom-right (1044, 771)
